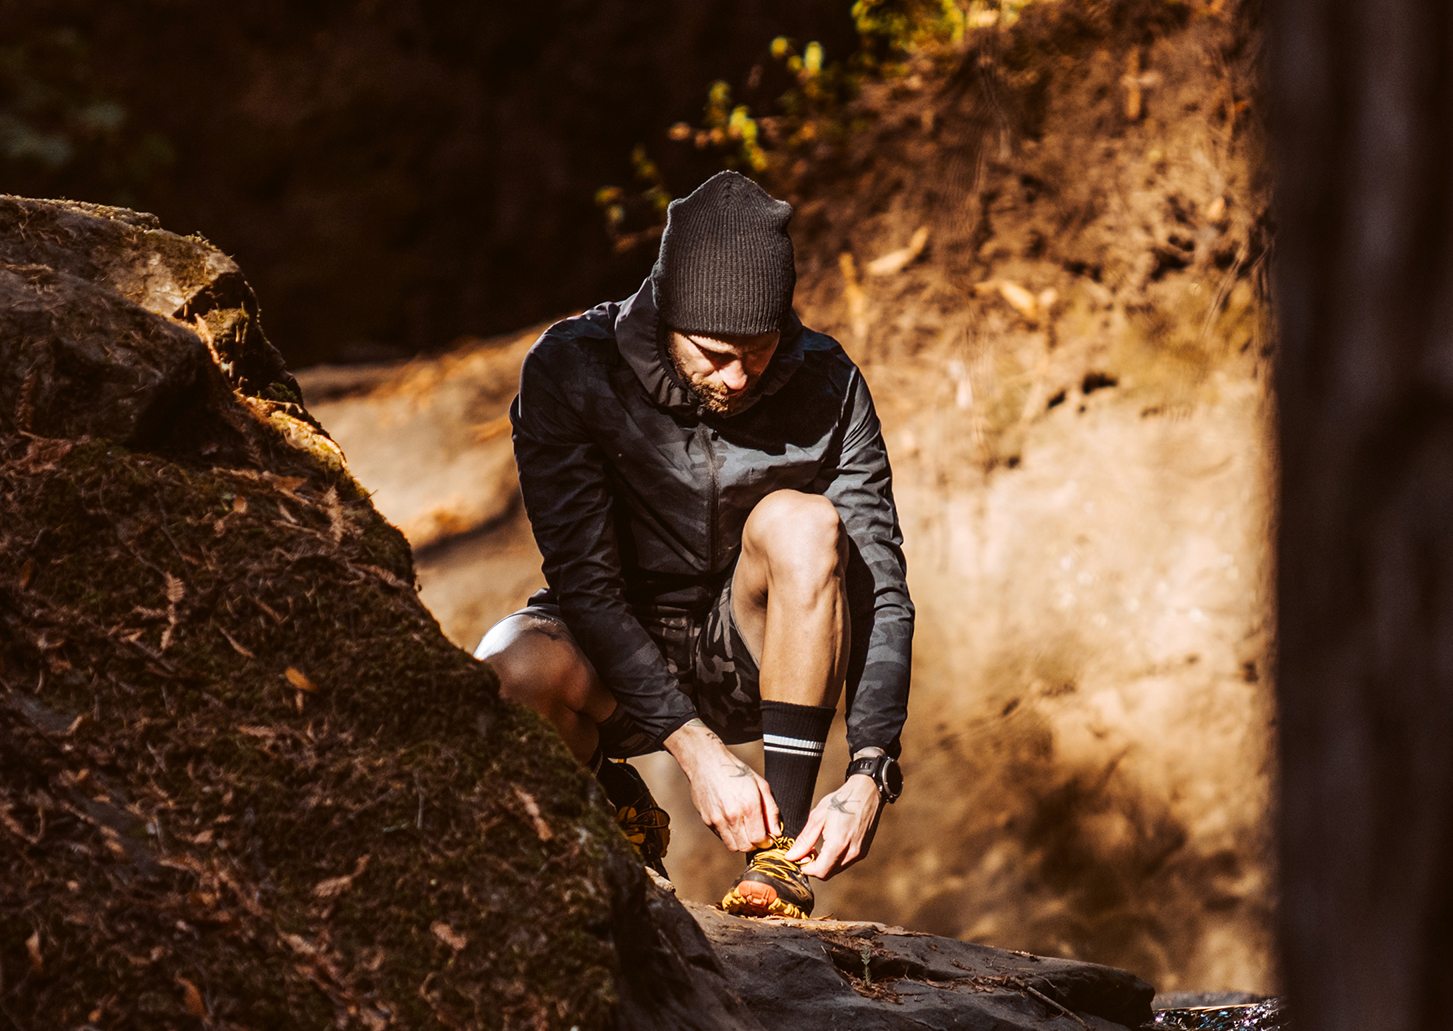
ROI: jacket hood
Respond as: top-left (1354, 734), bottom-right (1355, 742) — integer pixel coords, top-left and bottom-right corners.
top-left (614, 275), bottom-right (805, 417)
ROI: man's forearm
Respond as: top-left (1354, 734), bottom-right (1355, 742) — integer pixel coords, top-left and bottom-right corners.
top-left (664, 717), bottom-right (738, 774)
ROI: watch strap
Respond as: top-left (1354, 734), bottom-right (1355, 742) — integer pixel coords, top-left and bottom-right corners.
top-left (845, 755), bottom-right (901, 803)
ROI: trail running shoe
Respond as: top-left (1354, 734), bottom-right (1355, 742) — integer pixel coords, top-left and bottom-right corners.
top-left (719, 834), bottom-right (814, 919)
top-left (597, 759), bottom-right (670, 879)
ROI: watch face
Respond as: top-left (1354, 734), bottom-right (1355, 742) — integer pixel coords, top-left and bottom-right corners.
top-left (882, 758), bottom-right (903, 798)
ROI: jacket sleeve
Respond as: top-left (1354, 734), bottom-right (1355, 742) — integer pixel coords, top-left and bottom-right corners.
top-left (510, 346), bottom-right (697, 746)
top-left (823, 369), bottom-right (915, 758)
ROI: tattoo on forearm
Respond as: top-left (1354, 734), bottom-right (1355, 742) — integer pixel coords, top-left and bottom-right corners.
top-left (828, 795), bottom-right (857, 814)
top-left (723, 759), bottom-right (752, 778)
top-left (684, 717), bottom-right (723, 742)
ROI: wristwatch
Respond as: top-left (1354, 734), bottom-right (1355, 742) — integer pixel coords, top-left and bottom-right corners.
top-left (845, 754), bottom-right (903, 804)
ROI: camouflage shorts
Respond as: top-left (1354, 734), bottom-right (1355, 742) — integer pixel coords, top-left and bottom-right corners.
top-left (503, 577), bottom-right (762, 758)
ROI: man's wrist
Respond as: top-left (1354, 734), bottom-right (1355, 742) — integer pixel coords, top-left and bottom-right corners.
top-left (845, 751), bottom-right (903, 803)
top-left (664, 718), bottom-right (728, 774)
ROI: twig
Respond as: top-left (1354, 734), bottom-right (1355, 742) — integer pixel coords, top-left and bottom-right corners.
top-left (1019, 979), bottom-right (1090, 1030)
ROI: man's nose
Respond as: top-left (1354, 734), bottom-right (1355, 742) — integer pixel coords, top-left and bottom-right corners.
top-left (720, 361), bottom-right (748, 391)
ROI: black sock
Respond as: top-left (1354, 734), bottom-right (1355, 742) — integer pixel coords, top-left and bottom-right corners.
top-left (761, 700), bottom-right (836, 839)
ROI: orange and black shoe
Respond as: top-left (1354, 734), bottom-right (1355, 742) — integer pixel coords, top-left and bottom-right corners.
top-left (719, 834), bottom-right (814, 919)
top-left (597, 759), bottom-right (670, 879)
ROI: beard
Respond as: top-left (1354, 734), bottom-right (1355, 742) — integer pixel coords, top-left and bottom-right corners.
top-left (667, 342), bottom-right (760, 416)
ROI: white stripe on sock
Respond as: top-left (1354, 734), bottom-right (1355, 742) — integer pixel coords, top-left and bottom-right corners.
top-left (763, 733), bottom-right (826, 752)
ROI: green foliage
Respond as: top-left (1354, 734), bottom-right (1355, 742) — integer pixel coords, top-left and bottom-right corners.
top-left (852, 0), bottom-right (968, 57)
top-left (595, 1), bottom-right (993, 241)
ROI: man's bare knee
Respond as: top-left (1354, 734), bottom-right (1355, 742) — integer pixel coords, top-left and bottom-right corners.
top-left (477, 618), bottom-right (594, 712)
top-left (744, 490), bottom-right (845, 585)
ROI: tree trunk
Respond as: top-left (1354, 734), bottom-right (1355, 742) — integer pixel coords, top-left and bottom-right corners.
top-left (1271, 0), bottom-right (1453, 1026)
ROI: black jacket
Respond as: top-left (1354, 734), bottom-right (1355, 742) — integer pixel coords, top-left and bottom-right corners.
top-left (510, 275), bottom-right (913, 755)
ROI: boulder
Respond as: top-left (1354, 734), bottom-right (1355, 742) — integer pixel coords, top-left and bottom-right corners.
top-left (684, 896), bottom-right (1152, 1029)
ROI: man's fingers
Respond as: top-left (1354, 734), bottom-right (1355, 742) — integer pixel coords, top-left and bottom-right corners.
top-left (726, 807), bottom-right (755, 852)
top-left (785, 811), bottom-right (825, 862)
top-left (708, 805), bottom-right (750, 852)
top-left (800, 828), bottom-right (848, 878)
top-left (735, 799), bottom-right (772, 852)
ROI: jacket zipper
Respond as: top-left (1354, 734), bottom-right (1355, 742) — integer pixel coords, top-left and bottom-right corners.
top-left (698, 415), bottom-right (719, 575)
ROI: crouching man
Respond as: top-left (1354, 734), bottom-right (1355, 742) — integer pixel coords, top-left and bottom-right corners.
top-left (477, 171), bottom-right (912, 918)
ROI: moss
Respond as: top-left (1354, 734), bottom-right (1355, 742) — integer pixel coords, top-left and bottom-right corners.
top-left (0, 194), bottom-right (687, 1027)
top-left (0, 423), bottom-right (637, 1028)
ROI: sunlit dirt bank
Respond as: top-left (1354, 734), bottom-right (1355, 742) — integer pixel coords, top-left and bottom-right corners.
top-left (305, 0), bottom-right (1274, 995)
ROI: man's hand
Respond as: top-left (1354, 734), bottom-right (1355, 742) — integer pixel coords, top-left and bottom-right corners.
top-left (785, 774), bottom-right (882, 879)
top-left (665, 719), bottom-right (781, 852)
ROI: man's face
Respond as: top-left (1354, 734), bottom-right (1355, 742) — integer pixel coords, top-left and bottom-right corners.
top-left (667, 327), bottom-right (780, 415)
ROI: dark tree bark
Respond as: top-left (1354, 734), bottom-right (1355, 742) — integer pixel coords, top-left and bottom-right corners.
top-left (1271, 0), bottom-right (1453, 1027)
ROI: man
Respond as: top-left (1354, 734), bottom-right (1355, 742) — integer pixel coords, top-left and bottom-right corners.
top-left (477, 170), bottom-right (912, 919)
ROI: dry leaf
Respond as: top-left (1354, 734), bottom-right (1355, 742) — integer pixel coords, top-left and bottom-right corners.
top-left (271, 475), bottom-right (309, 503)
top-left (975, 278), bottom-right (1041, 322)
top-left (284, 667), bottom-right (318, 693)
top-left (358, 564), bottom-right (413, 591)
top-left (26, 929), bottom-right (41, 972)
top-left (512, 787), bottom-right (553, 842)
top-left (192, 313), bottom-right (215, 347)
top-left (323, 486), bottom-right (346, 543)
top-left (996, 280), bottom-right (1039, 321)
top-left (219, 627), bottom-right (255, 659)
top-left (1123, 48), bottom-right (1143, 121)
top-left (160, 572), bottom-right (184, 653)
top-left (232, 495), bottom-right (248, 514)
top-left (312, 873), bottom-right (354, 899)
top-left (282, 932), bottom-right (318, 958)
top-left (312, 855), bottom-right (370, 899)
top-left (18, 558), bottom-right (35, 590)
top-left (177, 975), bottom-right (206, 1018)
top-left (431, 921), bottom-right (468, 952)
top-left (865, 226), bottom-right (931, 276)
top-left (837, 251), bottom-right (868, 345)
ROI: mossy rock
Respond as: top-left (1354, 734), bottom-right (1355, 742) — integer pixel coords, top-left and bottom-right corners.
top-left (0, 198), bottom-right (748, 1029)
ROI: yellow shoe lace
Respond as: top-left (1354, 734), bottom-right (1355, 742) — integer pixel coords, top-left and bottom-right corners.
top-left (747, 834), bottom-right (809, 882)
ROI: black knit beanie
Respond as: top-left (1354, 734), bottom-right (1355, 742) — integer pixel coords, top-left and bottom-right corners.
top-left (651, 170), bottom-right (796, 336)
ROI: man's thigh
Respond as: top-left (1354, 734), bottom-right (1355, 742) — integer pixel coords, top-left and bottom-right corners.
top-left (477, 594), bottom-right (765, 755)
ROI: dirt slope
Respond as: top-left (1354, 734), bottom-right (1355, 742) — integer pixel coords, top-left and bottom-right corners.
top-left (304, 0), bottom-right (1276, 995)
